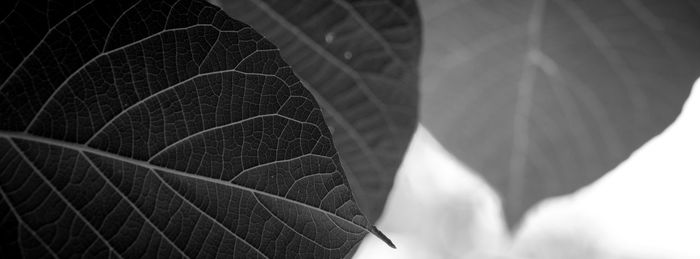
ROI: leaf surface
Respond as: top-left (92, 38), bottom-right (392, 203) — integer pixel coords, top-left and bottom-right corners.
top-left (0, 0), bottom-right (374, 257)
top-left (215, 0), bottom-right (422, 221)
top-left (418, 0), bottom-right (700, 226)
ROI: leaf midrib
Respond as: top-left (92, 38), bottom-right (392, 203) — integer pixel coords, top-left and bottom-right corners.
top-left (78, 150), bottom-right (191, 258)
top-left (0, 130), bottom-right (369, 234)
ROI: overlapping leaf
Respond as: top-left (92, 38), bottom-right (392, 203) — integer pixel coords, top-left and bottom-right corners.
top-left (419, 0), bottom-right (700, 226)
top-left (215, 0), bottom-right (422, 221)
top-left (0, 0), bottom-right (376, 257)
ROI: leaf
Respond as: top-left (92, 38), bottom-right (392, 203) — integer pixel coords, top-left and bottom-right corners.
top-left (418, 0), bottom-right (700, 227)
top-left (0, 0), bottom-right (383, 257)
top-left (214, 0), bottom-right (422, 221)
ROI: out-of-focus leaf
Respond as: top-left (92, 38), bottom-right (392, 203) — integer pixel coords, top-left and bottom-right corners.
top-left (215, 0), bottom-right (422, 221)
top-left (514, 82), bottom-right (700, 258)
top-left (418, 0), bottom-right (700, 226)
top-left (0, 0), bottom-right (379, 257)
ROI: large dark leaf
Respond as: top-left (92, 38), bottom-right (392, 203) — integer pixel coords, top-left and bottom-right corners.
top-left (0, 0), bottom-right (386, 257)
top-left (419, 0), bottom-right (700, 227)
top-left (215, 0), bottom-right (422, 221)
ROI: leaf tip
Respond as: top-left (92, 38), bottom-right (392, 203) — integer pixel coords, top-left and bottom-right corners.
top-left (369, 225), bottom-right (395, 249)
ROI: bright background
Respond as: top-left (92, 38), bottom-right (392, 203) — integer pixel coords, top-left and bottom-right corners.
top-left (354, 77), bottom-right (700, 258)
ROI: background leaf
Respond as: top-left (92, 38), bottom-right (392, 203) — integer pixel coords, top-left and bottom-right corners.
top-left (418, 0), bottom-right (700, 226)
top-left (0, 0), bottom-right (373, 257)
top-left (215, 0), bottom-right (422, 221)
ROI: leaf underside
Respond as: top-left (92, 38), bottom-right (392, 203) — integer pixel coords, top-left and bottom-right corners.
top-left (216, 0), bottom-right (423, 222)
top-left (0, 0), bottom-right (375, 257)
top-left (419, 0), bottom-right (700, 227)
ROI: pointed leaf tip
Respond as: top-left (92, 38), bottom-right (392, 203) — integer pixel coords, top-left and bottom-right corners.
top-left (369, 225), bottom-right (395, 249)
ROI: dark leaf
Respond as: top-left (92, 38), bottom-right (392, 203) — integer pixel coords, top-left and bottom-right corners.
top-left (215, 0), bottom-right (422, 221)
top-left (419, 0), bottom-right (700, 227)
top-left (0, 0), bottom-right (380, 257)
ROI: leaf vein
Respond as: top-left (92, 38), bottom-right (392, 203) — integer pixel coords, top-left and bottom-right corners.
top-left (244, 0), bottom-right (400, 135)
top-left (79, 151), bottom-right (191, 258)
top-left (0, 183), bottom-right (59, 258)
top-left (7, 138), bottom-right (124, 259)
top-left (148, 168), bottom-right (270, 259)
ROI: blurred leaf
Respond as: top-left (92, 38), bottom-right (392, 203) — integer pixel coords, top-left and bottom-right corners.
top-left (0, 0), bottom-right (376, 257)
top-left (216, 0), bottom-right (422, 221)
top-left (418, 0), bottom-right (700, 226)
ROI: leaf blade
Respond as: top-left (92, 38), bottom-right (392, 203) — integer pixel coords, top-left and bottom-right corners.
top-left (0, 0), bottom-right (373, 257)
top-left (419, 0), bottom-right (700, 227)
top-left (216, 0), bottom-right (423, 221)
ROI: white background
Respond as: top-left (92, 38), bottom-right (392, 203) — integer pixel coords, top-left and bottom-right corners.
top-left (354, 78), bottom-right (700, 259)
